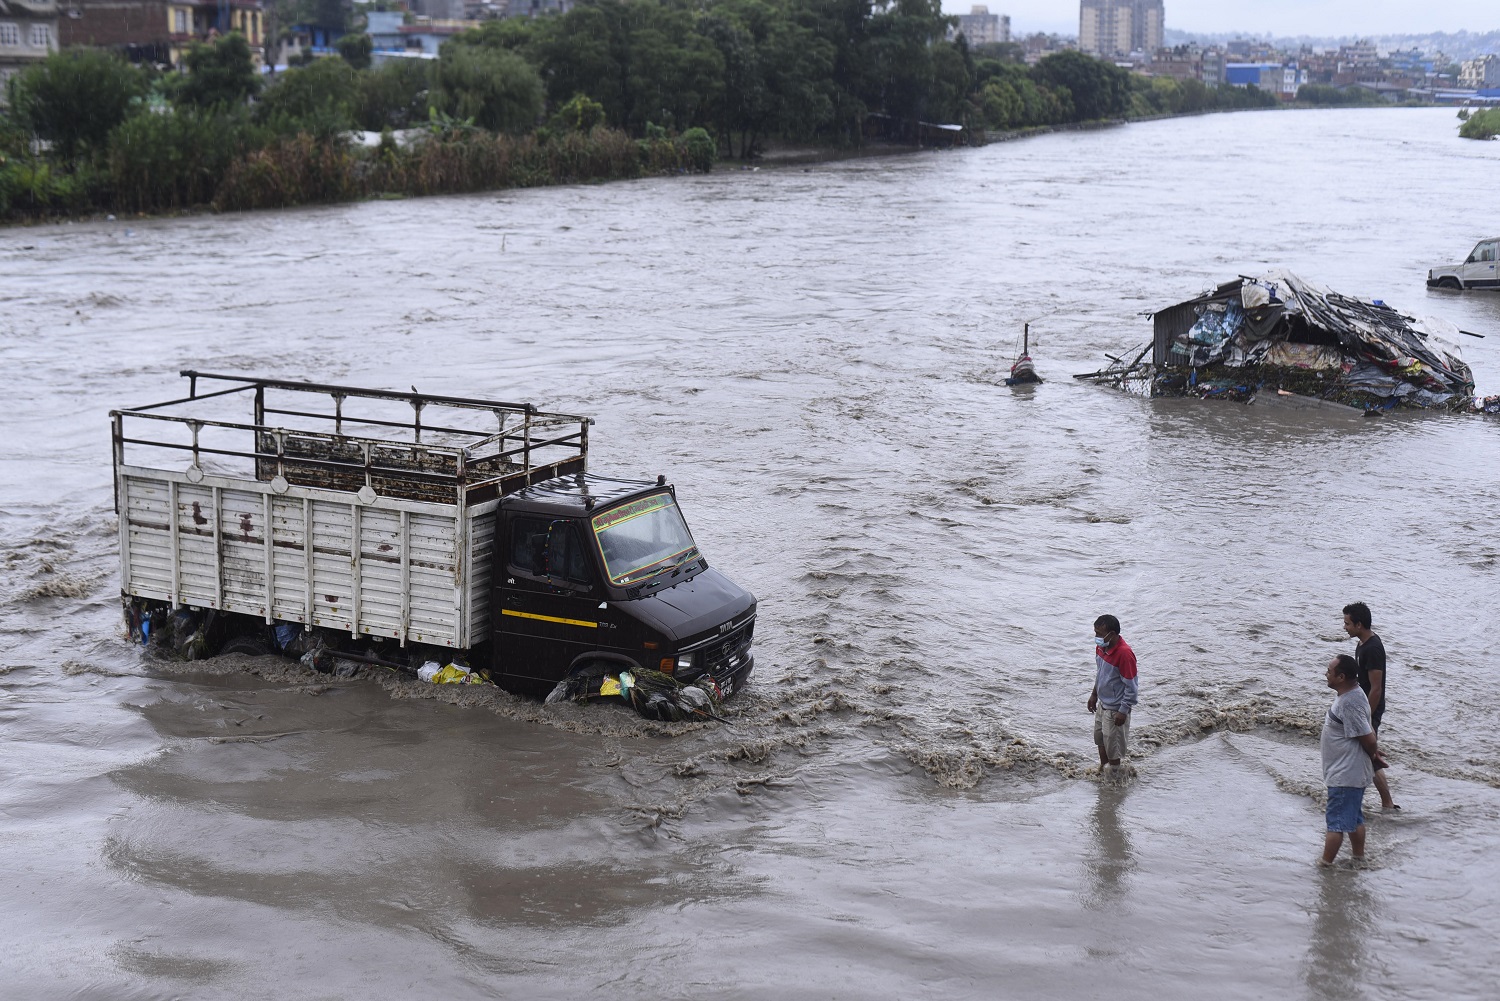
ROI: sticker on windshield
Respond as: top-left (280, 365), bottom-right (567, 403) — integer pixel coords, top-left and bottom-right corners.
top-left (591, 493), bottom-right (673, 533)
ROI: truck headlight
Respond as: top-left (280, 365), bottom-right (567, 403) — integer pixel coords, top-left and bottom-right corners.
top-left (676, 654), bottom-right (694, 671)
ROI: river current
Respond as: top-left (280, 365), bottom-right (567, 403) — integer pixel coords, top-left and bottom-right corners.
top-left (3, 107), bottom-right (1500, 1000)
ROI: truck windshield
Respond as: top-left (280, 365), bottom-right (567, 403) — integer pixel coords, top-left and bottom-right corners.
top-left (591, 493), bottom-right (699, 587)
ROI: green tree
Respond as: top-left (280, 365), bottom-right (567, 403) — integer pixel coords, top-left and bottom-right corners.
top-left (699, 7), bottom-right (767, 154)
top-left (337, 33), bottom-right (374, 71)
top-left (256, 57), bottom-right (359, 133)
top-left (177, 32), bottom-right (262, 110)
top-left (801, 0), bottom-right (875, 145)
top-left (978, 78), bottom-right (1021, 128)
top-left (526, 0), bottom-right (721, 135)
top-left (699, 0), bottom-right (837, 156)
top-left (9, 48), bottom-right (146, 160)
top-left (450, 16), bottom-right (541, 55)
top-left (552, 93), bottom-right (607, 131)
top-left (528, 2), bottom-right (630, 128)
top-left (432, 45), bottom-right (545, 134)
top-left (927, 39), bottom-right (971, 123)
top-left (355, 58), bottom-right (434, 130)
top-left (1030, 50), bottom-right (1129, 121)
top-left (864, 0), bottom-right (951, 129)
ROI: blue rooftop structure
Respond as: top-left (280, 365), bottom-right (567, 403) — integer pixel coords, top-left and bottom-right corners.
top-left (1225, 62), bottom-right (1280, 87)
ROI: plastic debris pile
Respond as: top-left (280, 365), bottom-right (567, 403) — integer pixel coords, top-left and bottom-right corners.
top-left (1082, 271), bottom-right (1478, 411)
top-left (545, 667), bottom-right (727, 723)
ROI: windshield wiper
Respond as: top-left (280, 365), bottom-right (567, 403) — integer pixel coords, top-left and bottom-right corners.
top-left (636, 548), bottom-right (701, 584)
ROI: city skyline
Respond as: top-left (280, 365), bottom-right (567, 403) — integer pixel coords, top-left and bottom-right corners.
top-left (944, 1), bottom-right (1498, 38)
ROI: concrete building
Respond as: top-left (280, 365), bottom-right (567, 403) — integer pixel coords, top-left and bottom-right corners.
top-left (502, 0), bottom-right (574, 17)
top-left (1145, 44), bottom-right (1211, 83)
top-left (1200, 46), bottom-right (1224, 85)
top-left (366, 10), bottom-right (405, 53)
top-left (0, 0), bottom-right (57, 95)
top-left (1021, 31), bottom-right (1071, 65)
top-left (1459, 54), bottom-right (1500, 89)
top-left (951, 6), bottom-right (1009, 48)
top-left (398, 18), bottom-right (469, 55)
top-left (58, 0), bottom-right (266, 66)
top-left (1079, 0), bottom-right (1162, 58)
top-left (413, 0), bottom-right (465, 19)
top-left (1224, 60), bottom-right (1306, 98)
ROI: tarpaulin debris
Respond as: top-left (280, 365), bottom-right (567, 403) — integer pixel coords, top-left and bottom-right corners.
top-left (1077, 271), bottom-right (1479, 411)
top-left (545, 666), bottom-right (727, 723)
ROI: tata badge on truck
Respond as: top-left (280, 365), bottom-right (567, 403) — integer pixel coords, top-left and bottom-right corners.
top-left (112, 372), bottom-right (756, 699)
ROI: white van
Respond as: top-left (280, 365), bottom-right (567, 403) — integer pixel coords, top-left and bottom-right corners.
top-left (1428, 238), bottom-right (1500, 289)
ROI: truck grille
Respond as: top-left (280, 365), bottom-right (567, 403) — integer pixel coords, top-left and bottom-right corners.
top-left (699, 619), bottom-right (754, 676)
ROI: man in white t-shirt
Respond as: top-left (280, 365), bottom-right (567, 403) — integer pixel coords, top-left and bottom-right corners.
top-left (1320, 654), bottom-right (1384, 865)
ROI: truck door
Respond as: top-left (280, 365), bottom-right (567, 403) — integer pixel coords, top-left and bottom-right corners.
top-left (494, 515), bottom-right (611, 692)
top-left (1463, 241), bottom-right (1499, 288)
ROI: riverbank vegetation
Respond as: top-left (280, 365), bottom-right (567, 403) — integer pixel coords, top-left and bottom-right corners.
top-left (2, 0), bottom-right (1277, 221)
top-left (1458, 108), bottom-right (1500, 140)
top-left (0, 34), bottom-right (711, 219)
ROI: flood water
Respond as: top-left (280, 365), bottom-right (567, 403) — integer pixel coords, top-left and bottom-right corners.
top-left (4, 107), bottom-right (1500, 1000)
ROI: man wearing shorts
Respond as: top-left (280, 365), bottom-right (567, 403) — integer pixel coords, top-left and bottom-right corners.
top-left (1087, 614), bottom-right (1137, 776)
top-left (1342, 601), bottom-right (1397, 810)
top-left (1321, 654), bottom-right (1382, 865)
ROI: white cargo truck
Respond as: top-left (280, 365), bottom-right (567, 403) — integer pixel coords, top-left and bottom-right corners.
top-left (113, 372), bottom-right (756, 702)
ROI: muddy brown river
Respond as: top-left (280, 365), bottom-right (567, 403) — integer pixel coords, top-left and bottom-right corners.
top-left (3, 108), bottom-right (1500, 1000)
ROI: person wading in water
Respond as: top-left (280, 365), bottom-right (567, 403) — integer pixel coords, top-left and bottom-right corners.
top-left (1320, 654), bottom-right (1383, 865)
top-left (1343, 602), bottom-right (1398, 811)
top-left (1087, 614), bottom-right (1137, 778)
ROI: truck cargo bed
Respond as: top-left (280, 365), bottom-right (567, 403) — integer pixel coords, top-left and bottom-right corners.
top-left (113, 372), bottom-right (589, 649)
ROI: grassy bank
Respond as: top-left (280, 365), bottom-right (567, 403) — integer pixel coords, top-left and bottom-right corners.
top-left (3, 123), bottom-right (715, 222)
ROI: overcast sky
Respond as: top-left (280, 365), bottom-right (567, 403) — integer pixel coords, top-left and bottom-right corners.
top-left (951, 1), bottom-right (1500, 38)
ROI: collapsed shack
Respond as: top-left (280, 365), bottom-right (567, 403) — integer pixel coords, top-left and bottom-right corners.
top-left (1079, 271), bottom-right (1477, 411)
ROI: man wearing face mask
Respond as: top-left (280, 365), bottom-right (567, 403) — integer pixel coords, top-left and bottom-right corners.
top-left (1087, 614), bottom-right (1138, 775)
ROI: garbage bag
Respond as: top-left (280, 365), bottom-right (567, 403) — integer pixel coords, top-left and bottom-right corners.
top-left (419, 662), bottom-right (481, 684)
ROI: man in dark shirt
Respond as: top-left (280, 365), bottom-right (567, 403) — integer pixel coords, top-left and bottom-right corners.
top-left (1343, 601), bottom-right (1398, 811)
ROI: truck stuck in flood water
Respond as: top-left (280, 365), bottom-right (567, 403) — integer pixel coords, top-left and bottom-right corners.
top-left (112, 372), bottom-right (756, 702)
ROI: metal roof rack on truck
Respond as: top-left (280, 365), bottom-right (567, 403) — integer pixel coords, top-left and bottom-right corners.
top-left (111, 371), bottom-right (592, 507)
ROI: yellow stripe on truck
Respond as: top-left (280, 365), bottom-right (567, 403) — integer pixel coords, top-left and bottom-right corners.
top-left (500, 608), bottom-right (598, 629)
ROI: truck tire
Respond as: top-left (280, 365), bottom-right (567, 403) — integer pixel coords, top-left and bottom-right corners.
top-left (1437, 277), bottom-right (1462, 289)
top-left (220, 634), bottom-right (274, 658)
top-left (545, 659), bottom-right (617, 704)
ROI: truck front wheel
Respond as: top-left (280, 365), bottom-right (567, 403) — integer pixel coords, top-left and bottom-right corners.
top-left (1437, 277), bottom-right (1463, 289)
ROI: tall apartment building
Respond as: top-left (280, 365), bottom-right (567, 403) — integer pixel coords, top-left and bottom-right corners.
top-left (952, 6), bottom-right (1010, 48)
top-left (1459, 54), bottom-right (1500, 89)
top-left (1079, 0), bottom-right (1163, 58)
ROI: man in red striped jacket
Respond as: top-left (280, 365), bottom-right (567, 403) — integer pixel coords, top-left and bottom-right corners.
top-left (1087, 614), bottom-right (1138, 776)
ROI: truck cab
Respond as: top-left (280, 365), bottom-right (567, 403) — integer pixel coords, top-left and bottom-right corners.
top-left (1428, 238), bottom-right (1500, 289)
top-left (495, 474), bottom-right (756, 698)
